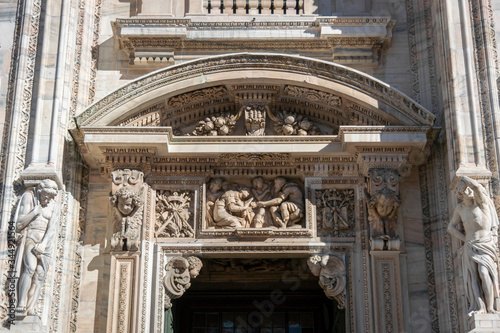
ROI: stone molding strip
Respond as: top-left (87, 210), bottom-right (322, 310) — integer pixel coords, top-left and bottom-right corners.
top-left (75, 53), bottom-right (435, 127)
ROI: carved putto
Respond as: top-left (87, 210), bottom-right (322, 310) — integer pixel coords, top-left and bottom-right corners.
top-left (156, 190), bottom-right (194, 238)
top-left (448, 176), bottom-right (500, 315)
top-left (14, 179), bottom-right (60, 315)
top-left (110, 187), bottom-right (144, 251)
top-left (270, 110), bottom-right (320, 135)
top-left (307, 255), bottom-right (346, 309)
top-left (316, 188), bottom-right (354, 237)
top-left (164, 256), bottom-right (203, 309)
top-left (206, 177), bottom-right (304, 229)
top-left (365, 168), bottom-right (401, 250)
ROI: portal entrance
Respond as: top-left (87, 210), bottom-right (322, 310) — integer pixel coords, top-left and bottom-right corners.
top-left (169, 258), bottom-right (346, 333)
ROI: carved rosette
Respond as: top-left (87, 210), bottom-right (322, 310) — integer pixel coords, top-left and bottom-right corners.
top-left (155, 190), bottom-right (194, 238)
top-left (307, 255), bottom-right (346, 309)
top-left (164, 256), bottom-right (203, 309)
top-left (315, 188), bottom-right (354, 237)
top-left (364, 168), bottom-right (401, 250)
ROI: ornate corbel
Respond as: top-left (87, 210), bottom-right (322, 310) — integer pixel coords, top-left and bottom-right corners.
top-left (364, 168), bottom-right (401, 250)
top-left (109, 169), bottom-right (145, 251)
top-left (307, 254), bottom-right (346, 309)
top-left (163, 256), bottom-right (203, 309)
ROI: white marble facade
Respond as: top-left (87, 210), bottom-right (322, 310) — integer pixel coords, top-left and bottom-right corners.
top-left (0, 0), bottom-right (500, 332)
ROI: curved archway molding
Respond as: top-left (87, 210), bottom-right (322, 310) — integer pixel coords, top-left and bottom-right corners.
top-left (75, 53), bottom-right (435, 127)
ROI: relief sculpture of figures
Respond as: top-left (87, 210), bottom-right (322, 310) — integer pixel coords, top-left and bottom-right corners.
top-left (14, 179), bottom-right (60, 315)
top-left (205, 177), bottom-right (304, 229)
top-left (448, 176), bottom-right (500, 315)
top-left (256, 177), bottom-right (304, 228)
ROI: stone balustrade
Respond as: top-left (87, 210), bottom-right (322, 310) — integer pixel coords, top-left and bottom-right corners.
top-left (204, 0), bottom-right (305, 14)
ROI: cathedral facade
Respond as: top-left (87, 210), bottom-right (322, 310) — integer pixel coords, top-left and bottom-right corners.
top-left (1, 0), bottom-right (500, 332)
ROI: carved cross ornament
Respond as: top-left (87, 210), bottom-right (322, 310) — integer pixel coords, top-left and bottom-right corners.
top-left (307, 254), bottom-right (346, 309)
top-left (164, 256), bottom-right (203, 309)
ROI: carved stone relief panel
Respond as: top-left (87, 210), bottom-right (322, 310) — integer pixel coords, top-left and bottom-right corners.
top-left (315, 188), bottom-right (355, 237)
top-left (307, 178), bottom-right (360, 238)
top-left (148, 179), bottom-right (202, 240)
top-left (155, 190), bottom-right (195, 238)
top-left (205, 176), bottom-right (305, 230)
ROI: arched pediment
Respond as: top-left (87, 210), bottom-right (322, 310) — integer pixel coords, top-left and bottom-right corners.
top-left (75, 53), bottom-right (435, 131)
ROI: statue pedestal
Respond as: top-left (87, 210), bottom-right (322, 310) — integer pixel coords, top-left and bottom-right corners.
top-left (468, 313), bottom-right (500, 332)
top-left (106, 252), bottom-right (141, 333)
top-left (370, 250), bottom-right (403, 333)
top-left (12, 315), bottom-right (43, 332)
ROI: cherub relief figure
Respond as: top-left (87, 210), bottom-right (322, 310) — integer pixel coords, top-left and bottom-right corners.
top-left (256, 177), bottom-right (304, 228)
top-left (14, 179), bottom-right (60, 315)
top-left (213, 189), bottom-right (254, 228)
top-left (110, 187), bottom-right (143, 251)
top-left (448, 176), bottom-right (500, 315)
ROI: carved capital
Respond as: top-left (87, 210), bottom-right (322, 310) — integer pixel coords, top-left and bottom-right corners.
top-left (357, 151), bottom-right (411, 178)
top-left (307, 255), bottom-right (346, 309)
top-left (163, 256), bottom-right (203, 309)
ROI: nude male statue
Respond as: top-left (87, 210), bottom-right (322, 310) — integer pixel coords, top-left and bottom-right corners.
top-left (448, 176), bottom-right (500, 315)
top-left (14, 179), bottom-right (59, 315)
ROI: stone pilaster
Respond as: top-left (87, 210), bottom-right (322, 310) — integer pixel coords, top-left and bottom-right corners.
top-left (106, 253), bottom-right (141, 333)
top-left (370, 251), bottom-right (403, 333)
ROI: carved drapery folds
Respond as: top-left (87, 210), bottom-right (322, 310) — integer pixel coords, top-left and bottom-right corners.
top-left (155, 190), bottom-right (194, 238)
top-left (206, 176), bottom-right (304, 229)
top-left (109, 169), bottom-right (145, 251)
top-left (164, 256), bottom-right (203, 309)
top-left (365, 168), bottom-right (401, 250)
top-left (307, 254), bottom-right (346, 309)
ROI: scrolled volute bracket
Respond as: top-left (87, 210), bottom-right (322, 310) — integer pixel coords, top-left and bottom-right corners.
top-left (163, 256), bottom-right (203, 309)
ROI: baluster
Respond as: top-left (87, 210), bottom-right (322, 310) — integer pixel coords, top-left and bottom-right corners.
top-left (235, 0), bottom-right (246, 14)
top-left (285, 0), bottom-right (296, 14)
top-left (274, 0), bottom-right (284, 14)
top-left (261, 0), bottom-right (272, 14)
top-left (248, 0), bottom-right (259, 14)
top-left (212, 0), bottom-right (221, 13)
